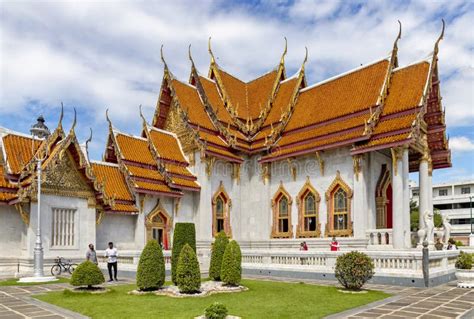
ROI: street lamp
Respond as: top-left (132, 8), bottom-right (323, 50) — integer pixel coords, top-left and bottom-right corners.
top-left (19, 115), bottom-right (56, 282)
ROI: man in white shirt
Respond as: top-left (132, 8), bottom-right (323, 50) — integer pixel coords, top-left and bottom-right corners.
top-left (105, 242), bottom-right (118, 282)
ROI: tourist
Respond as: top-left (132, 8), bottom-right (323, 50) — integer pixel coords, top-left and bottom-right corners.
top-left (86, 244), bottom-right (98, 264)
top-left (330, 237), bottom-right (340, 251)
top-left (447, 238), bottom-right (457, 250)
top-left (302, 241), bottom-right (308, 251)
top-left (105, 242), bottom-right (118, 282)
top-left (435, 238), bottom-right (444, 251)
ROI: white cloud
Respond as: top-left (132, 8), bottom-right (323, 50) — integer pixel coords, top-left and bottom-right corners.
top-left (450, 136), bottom-right (474, 152)
top-left (0, 0), bottom-right (473, 162)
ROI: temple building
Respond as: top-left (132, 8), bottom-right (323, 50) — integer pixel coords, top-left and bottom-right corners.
top-left (0, 24), bottom-right (453, 280)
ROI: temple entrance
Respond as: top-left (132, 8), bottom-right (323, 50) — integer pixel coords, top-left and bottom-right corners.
top-left (145, 203), bottom-right (171, 250)
top-left (375, 164), bottom-right (393, 229)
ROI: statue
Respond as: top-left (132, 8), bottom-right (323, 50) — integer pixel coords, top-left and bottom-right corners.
top-left (417, 210), bottom-right (435, 246)
top-left (442, 214), bottom-right (452, 245)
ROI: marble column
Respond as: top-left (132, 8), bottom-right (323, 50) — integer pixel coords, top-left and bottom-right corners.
top-left (353, 154), bottom-right (368, 239)
top-left (418, 158), bottom-right (432, 230)
top-left (391, 148), bottom-right (404, 249)
top-left (402, 148), bottom-right (411, 248)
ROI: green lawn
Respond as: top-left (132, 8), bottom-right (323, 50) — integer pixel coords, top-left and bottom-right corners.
top-left (35, 279), bottom-right (389, 319)
top-left (0, 277), bottom-right (69, 286)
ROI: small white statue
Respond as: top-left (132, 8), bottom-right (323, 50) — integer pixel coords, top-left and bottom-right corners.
top-left (442, 214), bottom-right (452, 245)
top-left (417, 210), bottom-right (435, 245)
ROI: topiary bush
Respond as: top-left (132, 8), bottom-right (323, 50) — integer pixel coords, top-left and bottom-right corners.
top-left (205, 302), bottom-right (228, 319)
top-left (221, 240), bottom-right (241, 286)
top-left (209, 231), bottom-right (229, 281)
top-left (335, 251), bottom-right (374, 291)
top-left (176, 244), bottom-right (201, 293)
top-left (455, 251), bottom-right (473, 270)
top-left (172, 223), bottom-right (196, 285)
top-left (70, 260), bottom-right (105, 289)
top-left (136, 240), bottom-right (165, 291)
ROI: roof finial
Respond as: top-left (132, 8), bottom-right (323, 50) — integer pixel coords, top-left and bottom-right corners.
top-left (139, 104), bottom-right (148, 127)
top-left (85, 127), bottom-right (93, 161)
top-left (391, 20), bottom-right (402, 67)
top-left (105, 108), bottom-right (113, 129)
top-left (434, 19), bottom-right (445, 56)
top-left (160, 44), bottom-right (169, 70)
top-left (58, 102), bottom-right (64, 128)
top-left (188, 44), bottom-right (193, 63)
top-left (70, 107), bottom-right (77, 132)
top-left (208, 36), bottom-right (216, 64)
top-left (280, 37), bottom-right (288, 65)
top-left (301, 46), bottom-right (308, 72)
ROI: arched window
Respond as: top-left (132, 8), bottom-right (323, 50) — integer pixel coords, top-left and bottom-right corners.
top-left (145, 202), bottom-right (171, 250)
top-left (325, 171), bottom-right (353, 237)
top-left (297, 178), bottom-right (321, 238)
top-left (212, 182), bottom-right (232, 237)
top-left (271, 183), bottom-right (293, 238)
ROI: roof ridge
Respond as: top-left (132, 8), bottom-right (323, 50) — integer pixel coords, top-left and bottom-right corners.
top-left (91, 160), bottom-right (120, 167)
top-left (393, 57), bottom-right (432, 72)
top-left (301, 56), bottom-right (391, 93)
top-left (113, 129), bottom-right (148, 141)
top-left (0, 127), bottom-right (34, 140)
top-left (147, 125), bottom-right (179, 138)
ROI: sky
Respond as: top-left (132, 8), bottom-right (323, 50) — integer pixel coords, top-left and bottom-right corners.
top-left (0, 0), bottom-right (472, 184)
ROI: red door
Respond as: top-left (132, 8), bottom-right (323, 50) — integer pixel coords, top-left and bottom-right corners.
top-left (386, 184), bottom-right (393, 228)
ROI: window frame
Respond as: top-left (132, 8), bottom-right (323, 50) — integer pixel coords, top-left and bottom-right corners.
top-left (51, 207), bottom-right (78, 250)
top-left (296, 178), bottom-right (321, 238)
top-left (212, 182), bottom-right (232, 237)
top-left (325, 171), bottom-right (353, 237)
top-left (271, 183), bottom-right (293, 238)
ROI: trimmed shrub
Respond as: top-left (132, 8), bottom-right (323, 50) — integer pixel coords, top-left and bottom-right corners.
top-left (221, 240), bottom-right (241, 286)
top-left (136, 240), bottom-right (165, 291)
top-left (455, 240), bottom-right (464, 247)
top-left (70, 261), bottom-right (105, 288)
top-left (176, 244), bottom-right (201, 293)
top-left (205, 302), bottom-right (228, 319)
top-left (209, 231), bottom-right (229, 281)
top-left (335, 251), bottom-right (374, 291)
top-left (455, 251), bottom-right (472, 270)
top-left (172, 223), bottom-right (196, 285)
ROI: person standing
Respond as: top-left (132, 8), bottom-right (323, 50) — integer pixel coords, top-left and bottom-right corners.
top-left (105, 242), bottom-right (118, 282)
top-left (330, 237), bottom-right (340, 251)
top-left (86, 244), bottom-right (98, 264)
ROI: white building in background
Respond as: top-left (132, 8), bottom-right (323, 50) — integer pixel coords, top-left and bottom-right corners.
top-left (410, 180), bottom-right (474, 244)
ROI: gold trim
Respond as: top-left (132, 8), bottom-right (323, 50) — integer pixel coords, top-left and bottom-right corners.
top-left (324, 171), bottom-right (353, 237)
top-left (296, 177), bottom-right (321, 238)
top-left (96, 210), bottom-right (104, 225)
top-left (352, 155), bottom-right (362, 181)
top-left (232, 163), bottom-right (241, 184)
top-left (315, 151), bottom-right (324, 176)
top-left (145, 201), bottom-right (172, 245)
top-left (15, 203), bottom-right (29, 225)
top-left (212, 181), bottom-right (232, 237)
top-left (391, 147), bottom-right (403, 176)
top-left (271, 181), bottom-right (293, 238)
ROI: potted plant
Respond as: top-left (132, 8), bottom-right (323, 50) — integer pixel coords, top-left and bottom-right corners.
top-left (455, 251), bottom-right (473, 288)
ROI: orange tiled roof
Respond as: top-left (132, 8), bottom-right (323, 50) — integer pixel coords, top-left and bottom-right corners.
top-left (171, 79), bottom-right (215, 131)
top-left (112, 203), bottom-right (139, 213)
top-left (91, 162), bottom-right (134, 201)
top-left (115, 133), bottom-right (156, 165)
top-left (206, 146), bottom-right (243, 162)
top-left (171, 177), bottom-right (200, 189)
top-left (199, 76), bottom-right (234, 124)
top-left (148, 129), bottom-right (188, 164)
top-left (125, 164), bottom-right (165, 182)
top-left (0, 166), bottom-right (16, 190)
top-left (0, 191), bottom-right (16, 202)
top-left (263, 78), bottom-right (298, 126)
top-left (383, 62), bottom-right (430, 115)
top-left (285, 60), bottom-right (389, 132)
top-left (134, 180), bottom-right (178, 195)
top-left (164, 164), bottom-right (195, 178)
top-left (2, 134), bottom-right (41, 174)
top-left (356, 132), bottom-right (411, 149)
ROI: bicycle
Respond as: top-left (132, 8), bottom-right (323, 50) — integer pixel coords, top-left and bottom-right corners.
top-left (51, 257), bottom-right (77, 276)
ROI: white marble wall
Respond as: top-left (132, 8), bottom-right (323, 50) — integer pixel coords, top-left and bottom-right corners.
top-left (96, 214), bottom-right (137, 250)
top-left (0, 205), bottom-right (26, 257)
top-left (28, 194), bottom-right (96, 259)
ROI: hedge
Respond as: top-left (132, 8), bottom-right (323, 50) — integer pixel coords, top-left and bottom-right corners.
top-left (136, 240), bottom-right (165, 291)
top-left (205, 302), bottom-right (228, 319)
top-left (176, 244), bottom-right (201, 293)
top-left (70, 260), bottom-right (105, 288)
top-left (171, 223), bottom-right (196, 285)
top-left (335, 251), bottom-right (374, 291)
top-left (221, 240), bottom-right (241, 286)
top-left (209, 231), bottom-right (229, 281)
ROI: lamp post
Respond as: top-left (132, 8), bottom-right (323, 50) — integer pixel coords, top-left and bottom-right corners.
top-left (19, 116), bottom-right (56, 282)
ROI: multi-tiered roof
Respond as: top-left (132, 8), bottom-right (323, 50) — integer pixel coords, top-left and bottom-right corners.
top-left (154, 22), bottom-right (450, 172)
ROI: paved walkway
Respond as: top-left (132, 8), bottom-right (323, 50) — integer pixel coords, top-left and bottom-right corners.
top-left (0, 277), bottom-right (472, 319)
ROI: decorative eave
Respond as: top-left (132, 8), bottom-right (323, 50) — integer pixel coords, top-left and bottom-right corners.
top-left (363, 21), bottom-right (402, 136)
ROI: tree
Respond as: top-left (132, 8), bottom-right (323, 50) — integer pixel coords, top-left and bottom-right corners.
top-left (70, 261), bottom-right (105, 289)
top-left (221, 240), bottom-right (242, 286)
top-left (176, 244), bottom-right (201, 293)
top-left (136, 240), bottom-right (165, 291)
top-left (209, 231), bottom-right (229, 281)
top-left (171, 223), bottom-right (196, 285)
